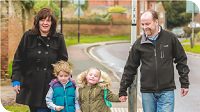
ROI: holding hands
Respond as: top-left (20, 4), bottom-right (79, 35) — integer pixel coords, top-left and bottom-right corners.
top-left (119, 96), bottom-right (128, 102)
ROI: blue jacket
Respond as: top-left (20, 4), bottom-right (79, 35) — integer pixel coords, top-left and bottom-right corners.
top-left (50, 78), bottom-right (76, 112)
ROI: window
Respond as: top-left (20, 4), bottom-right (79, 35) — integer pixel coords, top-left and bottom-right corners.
top-left (140, 1), bottom-right (144, 13)
top-left (160, 12), bottom-right (163, 18)
top-left (145, 1), bottom-right (147, 11)
top-left (151, 3), bottom-right (154, 9)
top-left (140, 24), bottom-right (143, 35)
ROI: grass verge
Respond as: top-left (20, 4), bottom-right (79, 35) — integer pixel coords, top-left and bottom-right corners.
top-left (65, 36), bottom-right (131, 47)
top-left (183, 44), bottom-right (200, 54)
top-left (4, 106), bottom-right (30, 112)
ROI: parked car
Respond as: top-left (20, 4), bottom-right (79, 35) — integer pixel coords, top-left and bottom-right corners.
top-left (172, 27), bottom-right (186, 38)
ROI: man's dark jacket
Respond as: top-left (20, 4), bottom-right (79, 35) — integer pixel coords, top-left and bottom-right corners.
top-left (11, 29), bottom-right (68, 107)
top-left (119, 27), bottom-right (190, 96)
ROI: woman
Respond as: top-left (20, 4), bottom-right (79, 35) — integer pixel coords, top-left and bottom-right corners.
top-left (11, 7), bottom-right (68, 112)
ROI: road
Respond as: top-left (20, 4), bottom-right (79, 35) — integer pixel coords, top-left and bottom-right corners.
top-left (90, 42), bottom-right (200, 112)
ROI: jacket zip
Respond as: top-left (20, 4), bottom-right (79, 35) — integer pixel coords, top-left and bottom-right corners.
top-left (63, 86), bottom-right (66, 112)
top-left (151, 39), bottom-right (159, 90)
top-left (142, 40), bottom-right (159, 90)
top-left (154, 48), bottom-right (158, 90)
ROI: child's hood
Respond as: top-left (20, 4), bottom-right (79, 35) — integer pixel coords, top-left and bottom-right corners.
top-left (76, 70), bottom-right (112, 90)
top-left (49, 78), bottom-right (76, 87)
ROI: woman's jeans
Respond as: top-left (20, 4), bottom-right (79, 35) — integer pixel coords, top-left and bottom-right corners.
top-left (141, 90), bottom-right (174, 112)
top-left (29, 106), bottom-right (51, 112)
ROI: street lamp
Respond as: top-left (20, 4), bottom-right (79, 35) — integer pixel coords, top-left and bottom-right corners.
top-left (60, 0), bottom-right (63, 33)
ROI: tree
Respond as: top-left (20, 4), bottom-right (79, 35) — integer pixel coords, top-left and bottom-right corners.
top-left (21, 0), bottom-right (35, 10)
top-left (162, 1), bottom-right (192, 28)
top-left (34, 0), bottom-right (60, 19)
top-left (53, 1), bottom-right (70, 7)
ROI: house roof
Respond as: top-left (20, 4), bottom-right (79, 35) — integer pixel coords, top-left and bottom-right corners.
top-left (156, 2), bottom-right (166, 13)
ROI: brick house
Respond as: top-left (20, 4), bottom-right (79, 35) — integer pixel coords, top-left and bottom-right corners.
top-left (88, 0), bottom-right (166, 36)
top-left (156, 2), bottom-right (166, 30)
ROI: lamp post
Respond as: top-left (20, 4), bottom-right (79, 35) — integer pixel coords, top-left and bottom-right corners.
top-left (128, 0), bottom-right (137, 112)
top-left (78, 0), bottom-right (80, 43)
top-left (60, 0), bottom-right (63, 33)
top-left (191, 2), bottom-right (195, 48)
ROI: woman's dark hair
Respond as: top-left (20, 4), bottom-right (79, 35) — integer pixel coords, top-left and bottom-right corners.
top-left (32, 7), bottom-right (57, 36)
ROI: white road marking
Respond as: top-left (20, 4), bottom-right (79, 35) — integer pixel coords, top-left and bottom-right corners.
top-left (111, 108), bottom-right (143, 112)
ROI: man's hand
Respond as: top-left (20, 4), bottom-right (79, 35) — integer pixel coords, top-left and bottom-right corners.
top-left (55, 106), bottom-right (64, 111)
top-left (119, 96), bottom-right (128, 102)
top-left (75, 110), bottom-right (82, 112)
top-left (181, 88), bottom-right (189, 97)
top-left (13, 85), bottom-right (20, 94)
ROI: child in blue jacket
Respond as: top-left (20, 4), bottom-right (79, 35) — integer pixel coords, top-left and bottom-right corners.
top-left (46, 60), bottom-right (81, 112)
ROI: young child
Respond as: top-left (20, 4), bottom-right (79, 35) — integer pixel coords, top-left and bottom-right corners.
top-left (46, 60), bottom-right (81, 112)
top-left (76, 67), bottom-right (121, 112)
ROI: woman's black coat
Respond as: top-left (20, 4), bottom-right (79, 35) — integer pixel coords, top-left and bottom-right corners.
top-left (11, 29), bottom-right (68, 107)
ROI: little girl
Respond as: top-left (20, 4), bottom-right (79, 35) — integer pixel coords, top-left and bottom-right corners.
top-left (76, 67), bottom-right (121, 112)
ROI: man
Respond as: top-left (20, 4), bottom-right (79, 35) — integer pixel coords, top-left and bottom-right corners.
top-left (119, 9), bottom-right (190, 112)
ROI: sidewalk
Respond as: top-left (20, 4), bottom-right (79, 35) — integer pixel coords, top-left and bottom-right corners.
top-left (67, 40), bottom-right (130, 80)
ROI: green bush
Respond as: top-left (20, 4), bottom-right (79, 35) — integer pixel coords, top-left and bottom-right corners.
top-left (9, 61), bottom-right (13, 77)
top-left (91, 13), bottom-right (112, 21)
top-left (197, 31), bottom-right (200, 38)
top-left (108, 5), bottom-right (127, 13)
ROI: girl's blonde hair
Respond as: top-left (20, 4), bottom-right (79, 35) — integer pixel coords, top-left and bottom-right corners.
top-left (83, 67), bottom-right (101, 84)
top-left (52, 60), bottom-right (72, 76)
top-left (86, 67), bottom-right (101, 77)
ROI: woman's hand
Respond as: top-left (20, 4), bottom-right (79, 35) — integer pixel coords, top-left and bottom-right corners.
top-left (13, 85), bottom-right (20, 94)
top-left (55, 106), bottom-right (64, 111)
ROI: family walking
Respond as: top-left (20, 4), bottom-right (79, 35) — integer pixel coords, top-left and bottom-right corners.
top-left (11, 7), bottom-right (190, 112)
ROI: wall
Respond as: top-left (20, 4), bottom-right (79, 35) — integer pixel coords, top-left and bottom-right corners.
top-left (1, 1), bottom-right (34, 77)
top-left (89, 0), bottom-right (131, 6)
top-left (8, 1), bottom-right (24, 63)
top-left (1, 1), bottom-right (9, 76)
top-left (62, 23), bottom-right (131, 38)
top-left (8, 1), bottom-right (35, 62)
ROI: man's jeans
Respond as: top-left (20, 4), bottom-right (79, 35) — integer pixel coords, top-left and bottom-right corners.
top-left (142, 90), bottom-right (174, 112)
